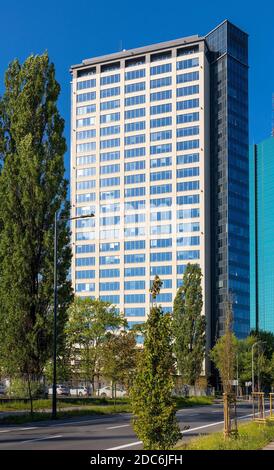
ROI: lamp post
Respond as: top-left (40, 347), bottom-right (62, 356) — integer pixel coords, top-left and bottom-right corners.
top-left (52, 211), bottom-right (94, 420)
top-left (251, 340), bottom-right (266, 395)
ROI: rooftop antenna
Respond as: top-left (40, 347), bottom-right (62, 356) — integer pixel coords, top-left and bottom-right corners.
top-left (272, 93), bottom-right (274, 137)
top-left (119, 39), bottom-right (123, 52)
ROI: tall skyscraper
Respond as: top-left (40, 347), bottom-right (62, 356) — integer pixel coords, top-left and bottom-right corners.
top-left (70, 19), bottom-right (249, 350)
top-left (250, 137), bottom-right (274, 334)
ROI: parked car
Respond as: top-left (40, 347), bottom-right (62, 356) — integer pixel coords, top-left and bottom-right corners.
top-left (0, 383), bottom-right (7, 396)
top-left (48, 384), bottom-right (70, 396)
top-left (69, 386), bottom-right (91, 397)
top-left (96, 386), bottom-right (127, 398)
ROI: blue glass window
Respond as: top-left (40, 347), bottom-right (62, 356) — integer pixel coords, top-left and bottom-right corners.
top-left (76, 270), bottom-right (95, 279)
top-left (150, 265), bottom-right (172, 275)
top-left (177, 167), bottom-right (199, 178)
top-left (100, 100), bottom-right (120, 111)
top-left (100, 74), bottom-right (120, 85)
top-left (150, 130), bottom-right (172, 142)
top-left (177, 112), bottom-right (199, 124)
top-left (125, 254), bottom-right (146, 263)
top-left (100, 126), bottom-right (120, 136)
top-left (124, 280), bottom-right (145, 290)
top-left (176, 99), bottom-right (199, 111)
top-left (177, 181), bottom-right (199, 191)
top-left (150, 77), bottom-right (172, 88)
top-left (77, 92), bottom-right (96, 103)
top-left (125, 108), bottom-right (145, 119)
top-left (150, 63), bottom-right (172, 75)
top-left (77, 79), bottom-right (96, 90)
top-left (125, 160), bottom-right (145, 172)
top-left (125, 69), bottom-right (145, 80)
top-left (124, 294), bottom-right (145, 303)
top-left (76, 244), bottom-right (95, 254)
top-left (100, 268), bottom-right (120, 278)
top-left (124, 267), bottom-right (146, 276)
top-left (150, 184), bottom-right (172, 195)
top-left (150, 103), bottom-right (172, 115)
top-left (177, 85), bottom-right (199, 97)
top-left (150, 252), bottom-right (172, 262)
top-left (125, 174), bottom-right (145, 184)
top-left (150, 238), bottom-right (172, 248)
top-left (177, 250), bottom-right (200, 260)
top-left (100, 150), bottom-right (120, 162)
top-left (100, 282), bottom-right (120, 291)
top-left (176, 140), bottom-right (199, 151)
top-left (125, 187), bottom-right (146, 198)
top-left (176, 57), bottom-right (199, 70)
top-left (100, 87), bottom-right (120, 98)
top-left (150, 170), bottom-right (172, 181)
top-left (124, 307), bottom-right (145, 317)
top-left (125, 95), bottom-right (145, 106)
top-left (125, 82), bottom-right (146, 93)
top-left (100, 242), bottom-right (120, 252)
top-left (150, 90), bottom-right (172, 101)
top-left (100, 112), bottom-right (120, 123)
top-left (177, 153), bottom-right (199, 165)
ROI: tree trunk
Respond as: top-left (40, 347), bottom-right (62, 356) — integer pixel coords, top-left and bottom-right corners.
top-left (27, 374), bottom-right (33, 417)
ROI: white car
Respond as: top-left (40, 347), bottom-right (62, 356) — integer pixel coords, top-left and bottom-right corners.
top-left (70, 386), bottom-right (90, 397)
top-left (97, 386), bottom-right (127, 398)
top-left (48, 384), bottom-right (70, 396)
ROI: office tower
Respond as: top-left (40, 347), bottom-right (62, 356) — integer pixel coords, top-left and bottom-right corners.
top-left (206, 22), bottom-right (249, 339)
top-left (70, 19), bottom-right (249, 349)
top-left (250, 137), bottom-right (274, 334)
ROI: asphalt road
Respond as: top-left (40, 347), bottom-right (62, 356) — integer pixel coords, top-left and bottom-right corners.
top-left (0, 402), bottom-right (259, 450)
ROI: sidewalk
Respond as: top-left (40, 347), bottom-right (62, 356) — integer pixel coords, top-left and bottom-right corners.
top-left (263, 441), bottom-right (274, 450)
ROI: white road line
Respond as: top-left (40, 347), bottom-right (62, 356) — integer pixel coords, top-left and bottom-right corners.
top-left (107, 440), bottom-right (142, 450)
top-left (106, 410), bottom-right (268, 450)
top-left (18, 434), bottom-right (63, 445)
top-left (106, 424), bottom-right (130, 430)
top-left (0, 426), bottom-right (38, 433)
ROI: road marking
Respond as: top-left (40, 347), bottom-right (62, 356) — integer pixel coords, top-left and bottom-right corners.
top-left (0, 427), bottom-right (38, 433)
top-left (106, 410), bottom-right (269, 450)
top-left (18, 434), bottom-right (63, 445)
top-left (107, 440), bottom-right (142, 450)
top-left (106, 424), bottom-right (130, 430)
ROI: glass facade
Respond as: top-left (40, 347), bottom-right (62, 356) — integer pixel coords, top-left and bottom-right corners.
top-left (71, 20), bottom-right (249, 348)
top-left (250, 137), bottom-right (274, 334)
top-left (206, 21), bottom-right (249, 339)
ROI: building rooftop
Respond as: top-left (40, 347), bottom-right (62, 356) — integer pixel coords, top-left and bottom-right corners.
top-left (70, 34), bottom-right (203, 71)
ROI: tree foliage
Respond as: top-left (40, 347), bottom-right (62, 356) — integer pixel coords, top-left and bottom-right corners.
top-left (130, 276), bottom-right (181, 450)
top-left (101, 330), bottom-right (137, 396)
top-left (210, 298), bottom-right (237, 393)
top-left (0, 53), bottom-right (72, 394)
top-left (172, 263), bottom-right (206, 385)
top-left (65, 297), bottom-right (126, 389)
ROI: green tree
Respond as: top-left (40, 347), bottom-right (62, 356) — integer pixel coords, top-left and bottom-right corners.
top-left (172, 263), bottom-right (206, 386)
top-left (65, 297), bottom-right (126, 392)
top-left (238, 334), bottom-right (272, 392)
top-left (130, 276), bottom-right (181, 450)
top-left (210, 298), bottom-right (237, 394)
top-left (101, 330), bottom-right (137, 400)
top-left (0, 53), bottom-right (72, 412)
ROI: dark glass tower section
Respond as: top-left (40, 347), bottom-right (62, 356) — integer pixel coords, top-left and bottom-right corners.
top-left (206, 21), bottom-right (249, 340)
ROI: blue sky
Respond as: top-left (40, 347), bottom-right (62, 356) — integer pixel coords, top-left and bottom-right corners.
top-left (1, 0), bottom-right (274, 178)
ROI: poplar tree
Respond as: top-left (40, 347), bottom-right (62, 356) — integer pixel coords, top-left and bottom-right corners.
top-left (172, 263), bottom-right (206, 386)
top-left (0, 53), bottom-right (72, 406)
top-left (130, 276), bottom-right (181, 450)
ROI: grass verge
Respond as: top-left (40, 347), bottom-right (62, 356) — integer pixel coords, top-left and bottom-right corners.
top-left (0, 395), bottom-right (214, 425)
top-left (175, 420), bottom-right (274, 450)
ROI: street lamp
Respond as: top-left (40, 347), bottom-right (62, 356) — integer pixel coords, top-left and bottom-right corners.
top-left (251, 340), bottom-right (266, 395)
top-left (52, 211), bottom-right (94, 419)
